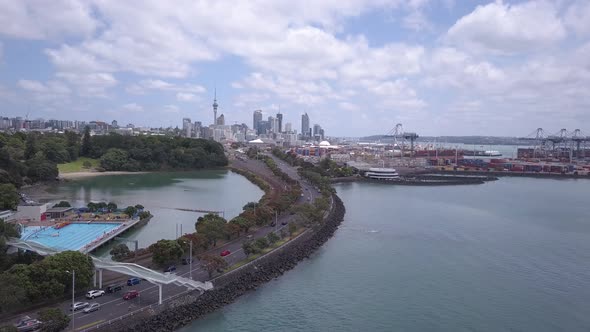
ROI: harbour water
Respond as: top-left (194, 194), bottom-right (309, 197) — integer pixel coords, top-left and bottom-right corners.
top-left (32, 170), bottom-right (263, 256)
top-left (182, 177), bottom-right (590, 331)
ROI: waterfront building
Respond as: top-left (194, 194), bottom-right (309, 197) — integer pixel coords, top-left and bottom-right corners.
top-left (364, 168), bottom-right (400, 180)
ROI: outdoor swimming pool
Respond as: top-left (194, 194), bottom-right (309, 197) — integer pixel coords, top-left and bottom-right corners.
top-left (20, 223), bottom-right (122, 251)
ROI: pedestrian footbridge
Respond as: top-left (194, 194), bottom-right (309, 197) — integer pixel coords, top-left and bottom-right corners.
top-left (7, 238), bottom-right (213, 304)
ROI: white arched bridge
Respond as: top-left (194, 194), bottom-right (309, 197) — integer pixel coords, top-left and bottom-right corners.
top-left (6, 238), bottom-right (212, 304)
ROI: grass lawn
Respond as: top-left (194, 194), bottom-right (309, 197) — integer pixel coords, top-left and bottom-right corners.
top-left (57, 157), bottom-right (100, 173)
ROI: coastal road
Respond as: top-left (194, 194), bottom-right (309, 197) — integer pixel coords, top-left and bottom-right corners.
top-left (6, 155), bottom-right (316, 331)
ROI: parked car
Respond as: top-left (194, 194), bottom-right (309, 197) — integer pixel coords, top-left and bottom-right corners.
top-left (86, 290), bottom-right (105, 299)
top-left (83, 303), bottom-right (100, 313)
top-left (270, 221), bottom-right (276, 227)
top-left (181, 258), bottom-right (189, 265)
top-left (106, 283), bottom-right (124, 293)
top-left (123, 290), bottom-right (140, 300)
top-left (70, 302), bottom-right (89, 311)
top-left (164, 265), bottom-right (176, 273)
top-left (15, 316), bottom-right (42, 332)
top-left (281, 221), bottom-right (288, 225)
top-left (127, 277), bottom-right (140, 286)
top-left (220, 250), bottom-right (231, 257)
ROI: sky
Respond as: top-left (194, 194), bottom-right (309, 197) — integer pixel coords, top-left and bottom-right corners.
top-left (0, 0), bottom-right (589, 137)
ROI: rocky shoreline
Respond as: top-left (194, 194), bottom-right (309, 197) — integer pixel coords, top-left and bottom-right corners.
top-left (101, 194), bottom-right (345, 332)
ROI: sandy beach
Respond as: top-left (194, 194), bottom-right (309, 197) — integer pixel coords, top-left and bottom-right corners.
top-left (59, 171), bottom-right (150, 180)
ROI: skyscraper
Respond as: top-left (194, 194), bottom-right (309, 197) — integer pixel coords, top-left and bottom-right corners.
top-left (276, 112), bottom-right (283, 133)
top-left (216, 114), bottom-right (225, 126)
top-left (212, 88), bottom-right (218, 125)
top-left (284, 122), bottom-right (292, 133)
top-left (183, 118), bottom-right (192, 137)
top-left (301, 113), bottom-right (310, 138)
top-left (268, 116), bottom-right (276, 132)
top-left (253, 110), bottom-right (263, 133)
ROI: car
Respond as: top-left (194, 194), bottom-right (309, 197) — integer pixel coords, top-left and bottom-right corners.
top-left (123, 290), bottom-right (140, 300)
top-left (281, 221), bottom-right (288, 225)
top-left (85, 290), bottom-right (105, 299)
top-left (127, 277), bottom-right (140, 286)
top-left (220, 250), bottom-right (231, 257)
top-left (106, 283), bottom-right (124, 293)
top-left (83, 303), bottom-right (100, 313)
top-left (15, 316), bottom-right (42, 332)
top-left (270, 221), bottom-right (276, 227)
top-left (164, 265), bottom-right (176, 273)
top-left (181, 257), bottom-right (189, 265)
top-left (70, 302), bottom-right (89, 311)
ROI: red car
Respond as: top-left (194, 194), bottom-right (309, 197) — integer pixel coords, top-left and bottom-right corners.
top-left (123, 290), bottom-right (139, 300)
top-left (220, 250), bottom-right (231, 257)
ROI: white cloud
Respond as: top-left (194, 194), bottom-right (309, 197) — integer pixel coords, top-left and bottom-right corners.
top-left (446, 1), bottom-right (566, 54)
top-left (163, 105), bottom-right (179, 113)
top-left (122, 103), bottom-right (144, 112)
top-left (17, 79), bottom-right (71, 104)
top-left (564, 0), bottom-right (590, 37)
top-left (176, 92), bottom-right (199, 102)
top-left (0, 0), bottom-right (99, 39)
top-left (127, 79), bottom-right (206, 95)
top-left (56, 72), bottom-right (118, 97)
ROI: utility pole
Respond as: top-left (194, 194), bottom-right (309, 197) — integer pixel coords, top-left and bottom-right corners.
top-left (66, 270), bottom-right (75, 331)
top-left (189, 240), bottom-right (193, 280)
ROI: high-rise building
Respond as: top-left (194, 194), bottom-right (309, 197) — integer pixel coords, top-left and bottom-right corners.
top-left (183, 118), bottom-right (192, 137)
top-left (276, 112), bottom-right (283, 133)
top-left (301, 113), bottom-right (310, 138)
top-left (268, 116), bottom-right (276, 132)
top-left (253, 110), bottom-right (263, 133)
top-left (193, 121), bottom-right (202, 138)
top-left (111, 120), bottom-right (118, 128)
top-left (284, 122), bottom-right (292, 133)
top-left (216, 114), bottom-right (225, 126)
top-left (313, 124), bottom-right (321, 137)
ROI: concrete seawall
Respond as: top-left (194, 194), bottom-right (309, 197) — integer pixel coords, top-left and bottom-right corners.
top-left (98, 194), bottom-right (346, 332)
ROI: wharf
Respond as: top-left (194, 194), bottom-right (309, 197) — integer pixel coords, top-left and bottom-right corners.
top-left (430, 169), bottom-right (590, 180)
top-left (82, 217), bottom-right (142, 254)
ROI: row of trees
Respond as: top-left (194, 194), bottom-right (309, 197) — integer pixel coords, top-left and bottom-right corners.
top-left (0, 250), bottom-right (94, 314)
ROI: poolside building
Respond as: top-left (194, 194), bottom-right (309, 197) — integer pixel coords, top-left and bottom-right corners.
top-left (15, 203), bottom-right (50, 222)
top-left (45, 207), bottom-right (74, 219)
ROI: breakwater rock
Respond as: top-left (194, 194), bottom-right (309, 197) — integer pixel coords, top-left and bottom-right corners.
top-left (113, 195), bottom-right (345, 332)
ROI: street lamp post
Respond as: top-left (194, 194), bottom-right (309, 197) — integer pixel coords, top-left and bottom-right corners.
top-left (66, 270), bottom-right (75, 331)
top-left (189, 240), bottom-right (193, 280)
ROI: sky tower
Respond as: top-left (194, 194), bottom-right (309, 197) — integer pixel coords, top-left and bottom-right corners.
top-left (212, 88), bottom-right (218, 125)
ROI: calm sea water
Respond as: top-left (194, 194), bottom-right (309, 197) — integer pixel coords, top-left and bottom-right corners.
top-left (38, 170), bottom-right (263, 255)
top-left (182, 178), bottom-right (590, 332)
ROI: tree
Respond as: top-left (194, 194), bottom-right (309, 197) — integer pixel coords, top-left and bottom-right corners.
top-left (106, 202), bottom-right (117, 212)
top-left (242, 241), bottom-right (257, 256)
top-left (124, 206), bottom-right (137, 218)
top-left (134, 204), bottom-right (144, 211)
top-left (0, 324), bottom-right (18, 332)
top-left (224, 222), bottom-right (241, 239)
top-left (149, 240), bottom-right (183, 266)
top-left (43, 251), bottom-right (95, 290)
top-left (0, 273), bottom-right (27, 313)
top-left (195, 213), bottom-right (227, 247)
top-left (87, 202), bottom-right (97, 212)
top-left (267, 232), bottom-right (279, 245)
top-left (138, 211), bottom-right (151, 220)
top-left (288, 223), bottom-right (297, 238)
top-left (0, 184), bottom-right (19, 210)
top-left (53, 201), bottom-right (71, 208)
top-left (110, 244), bottom-right (131, 261)
top-left (198, 254), bottom-right (228, 278)
top-left (99, 148), bottom-right (129, 171)
top-left (82, 160), bottom-right (92, 169)
top-left (38, 307), bottom-right (70, 332)
top-left (24, 134), bottom-right (38, 160)
top-left (230, 216), bottom-right (254, 234)
top-left (242, 202), bottom-right (259, 211)
top-left (254, 237), bottom-right (269, 251)
top-left (81, 126), bottom-right (91, 157)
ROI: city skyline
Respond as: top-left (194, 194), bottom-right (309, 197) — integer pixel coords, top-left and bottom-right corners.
top-left (1, 1), bottom-right (590, 137)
